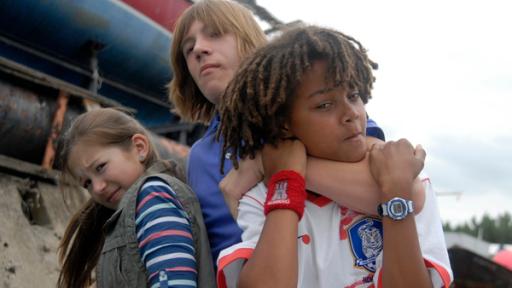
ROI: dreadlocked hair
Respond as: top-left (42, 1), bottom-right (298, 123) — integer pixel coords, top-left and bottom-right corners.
top-left (217, 25), bottom-right (377, 173)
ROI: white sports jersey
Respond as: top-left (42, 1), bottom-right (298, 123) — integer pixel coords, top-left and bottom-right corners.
top-left (217, 177), bottom-right (453, 288)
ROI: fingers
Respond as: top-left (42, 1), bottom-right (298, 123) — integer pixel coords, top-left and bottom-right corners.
top-left (369, 138), bottom-right (426, 171)
top-left (368, 142), bottom-right (384, 158)
top-left (413, 144), bottom-right (426, 173)
top-left (397, 138), bottom-right (413, 151)
top-left (219, 169), bottom-right (244, 200)
top-left (370, 142), bottom-right (384, 151)
top-left (366, 135), bottom-right (385, 147)
top-left (414, 144), bottom-right (426, 162)
top-left (262, 139), bottom-right (307, 178)
top-left (397, 139), bottom-right (426, 176)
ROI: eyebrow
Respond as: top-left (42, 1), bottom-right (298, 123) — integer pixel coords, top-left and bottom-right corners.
top-left (308, 87), bottom-right (335, 98)
top-left (85, 158), bottom-right (99, 171)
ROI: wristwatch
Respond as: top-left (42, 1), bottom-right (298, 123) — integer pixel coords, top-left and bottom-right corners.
top-left (377, 197), bottom-right (414, 221)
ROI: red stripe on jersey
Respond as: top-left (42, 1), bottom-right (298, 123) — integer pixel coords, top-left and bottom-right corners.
top-left (217, 248), bottom-right (254, 288)
top-left (306, 191), bottom-right (332, 207)
top-left (245, 194), bottom-right (264, 207)
top-left (424, 258), bottom-right (452, 287)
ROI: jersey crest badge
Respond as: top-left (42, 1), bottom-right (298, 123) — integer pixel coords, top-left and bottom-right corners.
top-left (348, 217), bottom-right (383, 272)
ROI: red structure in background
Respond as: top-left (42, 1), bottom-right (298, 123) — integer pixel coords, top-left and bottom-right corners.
top-left (122, 0), bottom-right (192, 32)
top-left (494, 249), bottom-right (512, 271)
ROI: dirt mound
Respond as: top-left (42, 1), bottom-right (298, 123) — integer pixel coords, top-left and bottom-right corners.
top-left (0, 171), bottom-right (87, 288)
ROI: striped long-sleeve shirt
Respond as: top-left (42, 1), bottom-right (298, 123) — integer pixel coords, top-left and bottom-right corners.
top-left (136, 176), bottom-right (197, 288)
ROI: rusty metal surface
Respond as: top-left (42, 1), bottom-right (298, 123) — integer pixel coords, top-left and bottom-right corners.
top-left (42, 90), bottom-right (69, 169)
top-left (0, 77), bottom-right (191, 169)
top-left (0, 78), bottom-right (82, 164)
top-left (0, 79), bottom-right (52, 163)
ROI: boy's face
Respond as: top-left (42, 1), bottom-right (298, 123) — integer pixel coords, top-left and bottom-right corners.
top-left (182, 20), bottom-right (241, 105)
top-left (288, 60), bottom-right (368, 163)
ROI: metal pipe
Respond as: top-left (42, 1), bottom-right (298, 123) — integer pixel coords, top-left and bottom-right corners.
top-left (0, 78), bottom-right (81, 164)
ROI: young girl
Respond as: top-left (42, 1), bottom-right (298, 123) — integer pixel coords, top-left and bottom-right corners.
top-left (216, 26), bottom-right (452, 287)
top-left (168, 0), bottom-right (419, 267)
top-left (57, 108), bottom-right (215, 288)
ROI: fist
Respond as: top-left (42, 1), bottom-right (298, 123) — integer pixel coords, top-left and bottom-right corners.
top-left (262, 140), bottom-right (307, 183)
top-left (369, 138), bottom-right (426, 200)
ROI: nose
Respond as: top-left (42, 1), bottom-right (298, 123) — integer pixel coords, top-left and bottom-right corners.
top-left (340, 102), bottom-right (360, 124)
top-left (90, 177), bottom-right (107, 196)
top-left (192, 37), bottom-right (212, 61)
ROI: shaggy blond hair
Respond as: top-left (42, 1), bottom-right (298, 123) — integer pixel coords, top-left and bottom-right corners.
top-left (169, 0), bottom-right (267, 123)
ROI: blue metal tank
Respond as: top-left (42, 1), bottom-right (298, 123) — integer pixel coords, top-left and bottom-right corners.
top-left (0, 0), bottom-right (183, 129)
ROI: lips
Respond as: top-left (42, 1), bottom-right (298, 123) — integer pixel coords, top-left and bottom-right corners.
top-left (200, 63), bottom-right (220, 74)
top-left (107, 187), bottom-right (121, 204)
top-left (344, 132), bottom-right (363, 141)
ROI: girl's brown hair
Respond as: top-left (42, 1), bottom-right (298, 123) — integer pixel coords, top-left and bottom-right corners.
top-left (169, 0), bottom-right (267, 124)
top-left (218, 25), bottom-right (378, 172)
top-left (57, 108), bottom-right (158, 288)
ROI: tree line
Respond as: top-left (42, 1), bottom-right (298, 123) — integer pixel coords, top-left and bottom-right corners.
top-left (443, 212), bottom-right (512, 244)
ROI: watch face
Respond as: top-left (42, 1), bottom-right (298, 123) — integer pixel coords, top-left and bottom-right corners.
top-left (390, 202), bottom-right (404, 214)
top-left (388, 198), bottom-right (407, 220)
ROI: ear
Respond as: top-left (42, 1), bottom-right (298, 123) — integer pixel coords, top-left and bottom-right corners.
top-left (281, 123), bottom-right (295, 139)
top-left (131, 133), bottom-right (150, 161)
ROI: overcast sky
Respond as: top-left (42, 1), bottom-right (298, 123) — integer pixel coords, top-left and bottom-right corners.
top-left (256, 0), bottom-right (512, 225)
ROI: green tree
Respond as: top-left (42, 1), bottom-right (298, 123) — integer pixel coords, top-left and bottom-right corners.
top-left (443, 212), bottom-right (512, 244)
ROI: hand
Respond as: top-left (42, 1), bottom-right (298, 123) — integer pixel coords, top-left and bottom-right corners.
top-left (219, 153), bottom-right (263, 218)
top-left (366, 135), bottom-right (385, 147)
top-left (368, 139), bottom-right (426, 201)
top-left (220, 153), bottom-right (263, 200)
top-left (262, 140), bottom-right (307, 184)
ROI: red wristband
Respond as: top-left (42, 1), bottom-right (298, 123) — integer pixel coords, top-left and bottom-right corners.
top-left (264, 170), bottom-right (306, 220)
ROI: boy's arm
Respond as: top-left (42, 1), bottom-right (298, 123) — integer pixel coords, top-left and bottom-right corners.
top-left (220, 154), bottom-right (263, 219)
top-left (306, 136), bottom-right (425, 215)
top-left (237, 140), bottom-right (305, 288)
top-left (369, 139), bottom-right (431, 288)
top-left (220, 137), bottom-right (425, 217)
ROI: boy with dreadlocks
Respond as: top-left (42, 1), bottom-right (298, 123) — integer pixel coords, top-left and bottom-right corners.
top-left (216, 26), bottom-right (452, 288)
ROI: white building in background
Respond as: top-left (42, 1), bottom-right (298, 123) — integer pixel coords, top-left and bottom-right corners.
top-left (445, 232), bottom-right (491, 257)
top-left (445, 231), bottom-right (512, 258)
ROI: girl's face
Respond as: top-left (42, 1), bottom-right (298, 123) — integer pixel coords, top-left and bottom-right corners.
top-left (288, 60), bottom-right (368, 163)
top-left (68, 136), bottom-right (147, 210)
top-left (182, 20), bottom-right (241, 105)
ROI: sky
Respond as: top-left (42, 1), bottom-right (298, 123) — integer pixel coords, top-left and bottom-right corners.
top-left (256, 0), bottom-right (512, 225)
